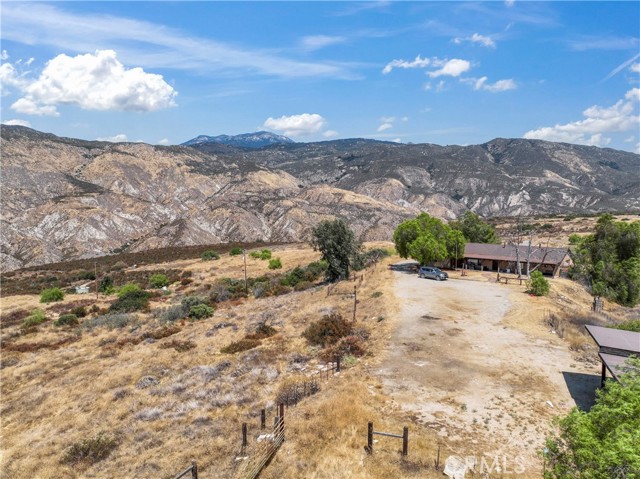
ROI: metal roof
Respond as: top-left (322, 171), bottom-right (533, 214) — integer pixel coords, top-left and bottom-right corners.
top-left (463, 243), bottom-right (570, 265)
top-left (585, 325), bottom-right (640, 355)
top-left (599, 353), bottom-right (631, 382)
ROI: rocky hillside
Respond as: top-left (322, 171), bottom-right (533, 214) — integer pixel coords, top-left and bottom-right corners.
top-left (1, 125), bottom-right (639, 271)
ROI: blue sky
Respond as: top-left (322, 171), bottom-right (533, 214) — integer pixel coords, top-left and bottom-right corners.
top-left (1, 1), bottom-right (639, 152)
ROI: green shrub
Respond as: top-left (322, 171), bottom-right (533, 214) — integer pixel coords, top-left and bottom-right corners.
top-left (268, 258), bottom-right (282, 270)
top-left (229, 247), bottom-right (243, 256)
top-left (62, 432), bottom-right (118, 465)
top-left (110, 261), bottom-right (127, 271)
top-left (109, 290), bottom-right (149, 313)
top-left (201, 250), bottom-right (220, 261)
top-left (149, 274), bottom-right (169, 289)
top-left (55, 313), bottom-right (79, 327)
top-left (221, 338), bottom-right (261, 354)
top-left (303, 313), bottom-right (353, 347)
top-left (371, 291), bottom-right (383, 298)
top-left (246, 322), bottom-right (277, 340)
top-left (568, 234), bottom-right (582, 245)
top-left (159, 339), bottom-right (196, 352)
top-left (249, 251), bottom-right (262, 259)
top-left (610, 319), bottom-right (640, 333)
top-left (77, 270), bottom-right (96, 281)
top-left (22, 309), bottom-right (47, 327)
top-left (260, 249), bottom-right (272, 260)
top-left (40, 287), bottom-right (64, 303)
top-left (528, 270), bottom-right (550, 296)
top-left (188, 303), bottom-right (215, 320)
top-left (153, 305), bottom-right (187, 323)
top-left (117, 283), bottom-right (141, 298)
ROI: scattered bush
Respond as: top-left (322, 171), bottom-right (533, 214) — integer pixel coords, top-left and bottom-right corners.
top-left (293, 281), bottom-right (313, 292)
top-left (40, 287), bottom-right (64, 303)
top-left (159, 339), bottom-right (196, 352)
top-left (268, 258), bottom-right (282, 270)
top-left (70, 306), bottom-right (87, 318)
top-left (260, 249), bottom-right (272, 260)
top-left (327, 335), bottom-right (367, 360)
top-left (249, 251), bottom-right (262, 259)
top-left (188, 303), bottom-right (215, 320)
top-left (568, 234), bottom-right (582, 245)
top-left (84, 313), bottom-right (136, 330)
top-left (302, 313), bottom-right (353, 347)
top-left (0, 309), bottom-right (30, 327)
top-left (22, 309), bottom-right (47, 327)
top-left (153, 305), bottom-right (187, 323)
top-left (352, 248), bottom-right (391, 271)
top-left (201, 250), bottom-right (220, 261)
top-left (77, 270), bottom-right (96, 281)
top-left (143, 324), bottom-right (181, 340)
top-left (117, 282), bottom-right (141, 298)
top-left (98, 276), bottom-right (114, 294)
top-left (371, 291), bottom-right (383, 298)
top-left (109, 290), bottom-right (150, 313)
top-left (62, 432), bottom-right (118, 465)
top-left (528, 270), bottom-right (550, 296)
top-left (110, 261), bottom-right (127, 271)
top-left (246, 321), bottom-right (277, 340)
top-left (149, 273), bottom-right (169, 289)
top-left (221, 339), bottom-right (261, 354)
top-left (229, 247), bottom-right (243, 256)
top-left (55, 313), bottom-right (78, 327)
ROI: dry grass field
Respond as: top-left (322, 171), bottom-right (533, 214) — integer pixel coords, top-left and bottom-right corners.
top-left (1, 218), bottom-right (638, 479)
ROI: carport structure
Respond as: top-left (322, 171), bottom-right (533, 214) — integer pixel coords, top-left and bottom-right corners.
top-left (585, 325), bottom-right (640, 387)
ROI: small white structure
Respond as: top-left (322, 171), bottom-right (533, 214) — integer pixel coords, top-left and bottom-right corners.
top-left (75, 285), bottom-right (90, 294)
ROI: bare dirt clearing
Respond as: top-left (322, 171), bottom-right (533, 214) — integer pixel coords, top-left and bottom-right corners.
top-left (377, 264), bottom-right (600, 476)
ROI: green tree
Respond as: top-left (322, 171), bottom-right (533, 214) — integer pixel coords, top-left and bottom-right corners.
top-left (449, 211), bottom-right (500, 244)
top-left (408, 233), bottom-right (447, 266)
top-left (98, 276), bottom-right (114, 294)
top-left (117, 283), bottom-right (140, 298)
top-left (527, 270), bottom-right (550, 296)
top-left (544, 357), bottom-right (640, 479)
top-left (311, 219), bottom-right (360, 282)
top-left (570, 215), bottom-right (640, 306)
top-left (40, 287), bottom-right (64, 303)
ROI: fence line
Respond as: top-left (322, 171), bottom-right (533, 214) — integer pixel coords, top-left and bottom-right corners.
top-left (236, 404), bottom-right (285, 479)
top-left (172, 461), bottom-right (198, 479)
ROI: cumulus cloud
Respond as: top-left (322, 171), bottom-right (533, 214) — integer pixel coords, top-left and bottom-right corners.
top-left (300, 35), bottom-right (346, 51)
top-left (10, 50), bottom-right (177, 116)
top-left (523, 88), bottom-right (640, 147)
top-left (323, 130), bottom-right (338, 138)
top-left (453, 33), bottom-right (496, 48)
top-left (382, 55), bottom-right (430, 74)
top-left (1, 50), bottom-right (8, 60)
top-left (377, 122), bottom-right (393, 132)
top-left (262, 113), bottom-right (327, 137)
top-left (467, 76), bottom-right (517, 92)
top-left (427, 59), bottom-right (471, 78)
top-left (631, 63), bottom-right (640, 73)
top-left (2, 118), bottom-right (31, 127)
top-left (96, 133), bottom-right (129, 142)
top-left (157, 138), bottom-right (170, 145)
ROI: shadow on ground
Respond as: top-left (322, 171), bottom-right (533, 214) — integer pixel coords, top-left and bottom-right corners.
top-left (562, 371), bottom-right (599, 411)
top-left (389, 261), bottom-right (419, 275)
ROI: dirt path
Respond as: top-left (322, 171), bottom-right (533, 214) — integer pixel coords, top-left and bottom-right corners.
top-left (377, 263), bottom-right (598, 476)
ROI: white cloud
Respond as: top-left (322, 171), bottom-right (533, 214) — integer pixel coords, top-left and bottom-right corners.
top-left (435, 80), bottom-right (446, 92)
top-left (2, 118), bottom-right (31, 127)
top-left (0, 62), bottom-right (28, 94)
top-left (469, 76), bottom-right (517, 92)
top-left (11, 97), bottom-right (59, 116)
top-left (453, 33), bottom-right (496, 48)
top-left (96, 134), bottom-right (128, 142)
top-left (157, 138), bottom-right (170, 145)
top-left (300, 35), bottom-right (346, 51)
top-left (323, 130), bottom-right (338, 138)
top-left (624, 135), bottom-right (635, 143)
top-left (11, 50), bottom-right (177, 116)
top-left (423, 82), bottom-right (432, 91)
top-left (631, 63), bottom-right (640, 73)
top-left (262, 113), bottom-right (327, 137)
top-left (523, 88), bottom-right (640, 147)
top-left (377, 123), bottom-right (393, 132)
top-left (505, 0), bottom-right (515, 7)
top-left (1, 3), bottom-right (354, 80)
top-left (427, 59), bottom-right (471, 78)
top-left (1, 50), bottom-right (8, 60)
top-left (382, 55), bottom-right (430, 74)
top-left (391, 138), bottom-right (402, 143)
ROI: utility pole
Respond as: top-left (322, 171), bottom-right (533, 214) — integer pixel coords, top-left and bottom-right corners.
top-left (353, 285), bottom-right (357, 322)
top-left (94, 261), bottom-right (98, 301)
top-left (243, 249), bottom-right (248, 294)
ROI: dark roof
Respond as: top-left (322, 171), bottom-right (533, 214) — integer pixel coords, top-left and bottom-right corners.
top-left (463, 243), bottom-right (570, 265)
top-left (599, 353), bottom-right (631, 382)
top-left (585, 325), bottom-right (640, 356)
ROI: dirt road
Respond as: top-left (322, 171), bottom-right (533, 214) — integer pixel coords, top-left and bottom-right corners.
top-left (377, 263), bottom-right (598, 475)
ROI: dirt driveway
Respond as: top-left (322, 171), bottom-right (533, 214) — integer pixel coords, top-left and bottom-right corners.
top-left (377, 263), bottom-right (599, 476)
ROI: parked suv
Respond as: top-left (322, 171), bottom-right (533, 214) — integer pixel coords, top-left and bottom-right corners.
top-left (418, 266), bottom-right (448, 281)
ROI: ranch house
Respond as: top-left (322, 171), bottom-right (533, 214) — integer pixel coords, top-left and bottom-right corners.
top-left (462, 243), bottom-right (571, 277)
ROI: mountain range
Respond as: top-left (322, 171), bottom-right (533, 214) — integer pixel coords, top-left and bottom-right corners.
top-left (181, 131), bottom-right (294, 149)
top-left (1, 125), bottom-right (638, 272)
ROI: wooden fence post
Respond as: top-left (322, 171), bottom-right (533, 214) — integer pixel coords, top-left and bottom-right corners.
top-left (279, 403), bottom-right (285, 441)
top-left (336, 356), bottom-right (341, 372)
top-left (435, 446), bottom-right (441, 470)
top-left (261, 408), bottom-right (266, 429)
top-left (353, 285), bottom-right (357, 322)
top-left (367, 422), bottom-right (373, 454)
top-left (402, 426), bottom-right (408, 456)
top-left (242, 423), bottom-right (247, 450)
